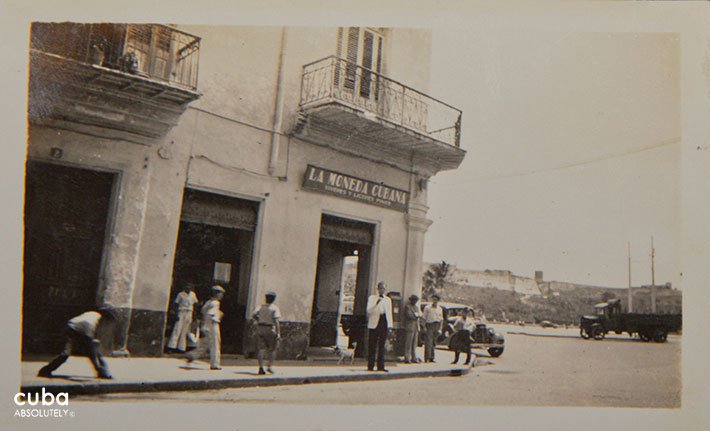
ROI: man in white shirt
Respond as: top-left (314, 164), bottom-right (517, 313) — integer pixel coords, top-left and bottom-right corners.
top-left (422, 293), bottom-right (444, 363)
top-left (186, 285), bottom-right (225, 370)
top-left (37, 308), bottom-right (116, 379)
top-left (166, 284), bottom-right (199, 352)
top-left (366, 281), bottom-right (393, 372)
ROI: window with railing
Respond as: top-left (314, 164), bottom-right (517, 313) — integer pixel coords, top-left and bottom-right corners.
top-left (30, 23), bottom-right (200, 91)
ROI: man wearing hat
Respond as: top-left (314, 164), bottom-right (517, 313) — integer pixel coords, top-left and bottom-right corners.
top-left (253, 291), bottom-right (281, 375)
top-left (186, 285), bottom-right (225, 370)
top-left (422, 292), bottom-right (444, 363)
top-left (403, 294), bottom-right (422, 364)
top-left (366, 281), bottom-right (393, 372)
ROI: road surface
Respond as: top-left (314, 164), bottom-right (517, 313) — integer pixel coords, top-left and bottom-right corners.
top-left (79, 325), bottom-right (681, 408)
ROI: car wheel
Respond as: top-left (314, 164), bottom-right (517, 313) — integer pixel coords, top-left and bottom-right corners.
top-left (580, 327), bottom-right (590, 339)
top-left (592, 325), bottom-right (605, 340)
top-left (488, 347), bottom-right (504, 357)
top-left (653, 330), bottom-right (668, 343)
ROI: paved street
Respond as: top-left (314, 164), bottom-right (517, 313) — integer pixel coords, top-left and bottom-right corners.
top-left (77, 325), bottom-right (681, 408)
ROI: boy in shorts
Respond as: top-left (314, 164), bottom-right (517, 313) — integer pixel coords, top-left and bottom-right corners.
top-left (253, 291), bottom-right (281, 375)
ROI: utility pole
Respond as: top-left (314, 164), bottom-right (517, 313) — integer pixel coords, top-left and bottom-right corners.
top-left (651, 236), bottom-right (657, 313)
top-left (628, 242), bottom-right (633, 312)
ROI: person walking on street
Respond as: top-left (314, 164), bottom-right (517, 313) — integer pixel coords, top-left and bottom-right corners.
top-left (186, 285), bottom-right (225, 370)
top-left (423, 293), bottom-right (444, 363)
top-left (37, 308), bottom-right (117, 379)
top-left (449, 308), bottom-right (476, 366)
top-left (403, 294), bottom-right (422, 364)
top-left (166, 284), bottom-right (198, 353)
top-left (253, 291), bottom-right (281, 375)
top-left (366, 281), bottom-right (393, 372)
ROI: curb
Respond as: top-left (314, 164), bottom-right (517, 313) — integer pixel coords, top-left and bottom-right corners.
top-left (22, 367), bottom-right (470, 396)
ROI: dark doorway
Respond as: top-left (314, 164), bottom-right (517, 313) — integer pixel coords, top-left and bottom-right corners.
top-left (310, 214), bottom-right (374, 352)
top-left (23, 162), bottom-right (116, 354)
top-left (168, 189), bottom-right (258, 354)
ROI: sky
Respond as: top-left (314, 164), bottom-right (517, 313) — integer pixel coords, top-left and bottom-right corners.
top-left (424, 28), bottom-right (680, 289)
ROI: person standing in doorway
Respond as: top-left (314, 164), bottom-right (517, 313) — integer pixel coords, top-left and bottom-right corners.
top-left (166, 284), bottom-right (199, 353)
top-left (37, 308), bottom-right (117, 379)
top-left (403, 294), bottom-right (422, 364)
top-left (186, 285), bottom-right (224, 370)
top-left (253, 291), bottom-right (281, 375)
top-left (423, 293), bottom-right (444, 363)
top-left (366, 281), bottom-right (393, 372)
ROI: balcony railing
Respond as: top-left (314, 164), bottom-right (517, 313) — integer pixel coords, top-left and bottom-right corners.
top-left (300, 56), bottom-right (461, 147)
top-left (30, 23), bottom-right (200, 91)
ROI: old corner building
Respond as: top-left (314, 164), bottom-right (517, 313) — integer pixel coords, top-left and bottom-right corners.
top-left (23, 24), bottom-right (466, 358)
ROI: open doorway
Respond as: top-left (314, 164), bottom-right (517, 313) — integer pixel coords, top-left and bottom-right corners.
top-left (309, 214), bottom-right (374, 353)
top-left (168, 189), bottom-right (258, 354)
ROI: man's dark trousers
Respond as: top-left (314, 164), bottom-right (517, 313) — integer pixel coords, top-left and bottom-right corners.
top-left (368, 316), bottom-right (388, 371)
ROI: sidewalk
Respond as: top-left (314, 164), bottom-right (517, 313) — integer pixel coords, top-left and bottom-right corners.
top-left (21, 348), bottom-right (474, 396)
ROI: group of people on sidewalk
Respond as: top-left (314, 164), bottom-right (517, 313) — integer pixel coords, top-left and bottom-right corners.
top-left (37, 281), bottom-right (475, 380)
top-left (403, 292), bottom-right (477, 366)
top-left (181, 285), bottom-right (281, 375)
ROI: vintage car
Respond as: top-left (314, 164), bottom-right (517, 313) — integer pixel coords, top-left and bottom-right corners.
top-left (419, 302), bottom-right (505, 357)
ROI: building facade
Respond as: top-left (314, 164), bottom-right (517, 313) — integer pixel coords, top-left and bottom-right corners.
top-left (24, 24), bottom-right (465, 357)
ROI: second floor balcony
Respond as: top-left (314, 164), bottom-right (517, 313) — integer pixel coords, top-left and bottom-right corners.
top-left (297, 56), bottom-right (465, 172)
top-left (29, 23), bottom-right (201, 141)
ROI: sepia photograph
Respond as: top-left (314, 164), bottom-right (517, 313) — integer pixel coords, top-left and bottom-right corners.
top-left (1, 1), bottom-right (709, 430)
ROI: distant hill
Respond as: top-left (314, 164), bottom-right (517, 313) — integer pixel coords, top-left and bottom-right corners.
top-left (440, 282), bottom-right (681, 325)
top-left (425, 263), bottom-right (681, 325)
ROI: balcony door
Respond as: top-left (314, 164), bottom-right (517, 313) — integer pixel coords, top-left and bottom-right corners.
top-left (337, 27), bottom-right (383, 106)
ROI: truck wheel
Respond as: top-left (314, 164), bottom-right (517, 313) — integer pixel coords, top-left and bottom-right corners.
top-left (580, 328), bottom-right (590, 339)
top-left (592, 325), bottom-right (605, 340)
top-left (653, 331), bottom-right (668, 343)
top-left (488, 347), bottom-right (504, 357)
top-left (639, 332), bottom-right (650, 342)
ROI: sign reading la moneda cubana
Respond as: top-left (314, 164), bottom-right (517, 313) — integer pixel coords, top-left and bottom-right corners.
top-left (303, 165), bottom-right (409, 212)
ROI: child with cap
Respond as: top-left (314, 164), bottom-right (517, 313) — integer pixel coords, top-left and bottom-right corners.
top-left (253, 291), bottom-right (281, 375)
top-left (186, 285), bottom-right (225, 370)
top-left (37, 308), bottom-right (117, 379)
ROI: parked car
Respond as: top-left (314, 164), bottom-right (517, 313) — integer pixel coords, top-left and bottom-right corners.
top-left (418, 302), bottom-right (505, 357)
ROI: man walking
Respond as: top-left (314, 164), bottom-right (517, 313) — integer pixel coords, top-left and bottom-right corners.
top-left (253, 291), bottom-right (281, 375)
top-left (423, 293), bottom-right (444, 363)
top-left (186, 285), bottom-right (225, 370)
top-left (366, 281), bottom-right (393, 372)
top-left (37, 308), bottom-right (116, 379)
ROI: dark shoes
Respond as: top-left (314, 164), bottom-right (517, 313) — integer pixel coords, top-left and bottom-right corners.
top-left (378, 369), bottom-right (389, 372)
top-left (258, 368), bottom-right (266, 375)
top-left (210, 367), bottom-right (222, 370)
top-left (98, 371), bottom-right (113, 380)
top-left (266, 368), bottom-right (274, 374)
top-left (37, 368), bottom-right (53, 378)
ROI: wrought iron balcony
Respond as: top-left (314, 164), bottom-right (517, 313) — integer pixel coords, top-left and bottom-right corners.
top-left (31, 23), bottom-right (200, 91)
top-left (297, 56), bottom-right (465, 171)
top-left (29, 23), bottom-right (201, 141)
